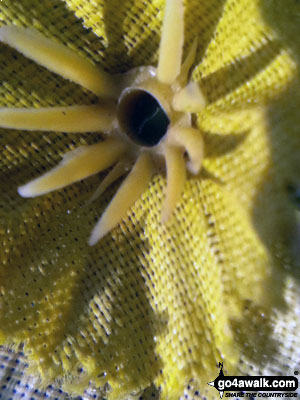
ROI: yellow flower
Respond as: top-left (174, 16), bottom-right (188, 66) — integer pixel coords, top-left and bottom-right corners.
top-left (0, 0), bottom-right (300, 399)
top-left (0, 0), bottom-right (205, 246)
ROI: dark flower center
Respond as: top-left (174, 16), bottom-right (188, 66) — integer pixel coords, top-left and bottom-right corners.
top-left (117, 89), bottom-right (170, 147)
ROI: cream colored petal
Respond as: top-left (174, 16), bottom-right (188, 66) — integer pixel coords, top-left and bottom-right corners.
top-left (89, 152), bottom-right (153, 245)
top-left (172, 81), bottom-right (206, 113)
top-left (89, 160), bottom-right (131, 203)
top-left (170, 126), bottom-right (204, 175)
top-left (161, 145), bottom-right (186, 223)
top-left (0, 26), bottom-right (117, 98)
top-left (0, 104), bottom-right (115, 133)
top-left (178, 38), bottom-right (198, 85)
top-left (157, 0), bottom-right (184, 84)
top-left (18, 139), bottom-right (127, 197)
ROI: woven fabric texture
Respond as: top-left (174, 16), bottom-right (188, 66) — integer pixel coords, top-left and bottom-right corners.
top-left (0, 0), bottom-right (300, 398)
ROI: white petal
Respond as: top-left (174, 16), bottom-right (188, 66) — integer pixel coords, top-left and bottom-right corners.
top-left (169, 126), bottom-right (204, 175)
top-left (89, 152), bottom-right (153, 245)
top-left (157, 0), bottom-right (184, 84)
top-left (18, 139), bottom-right (127, 197)
top-left (0, 104), bottom-right (115, 132)
top-left (0, 26), bottom-right (117, 98)
top-left (161, 145), bottom-right (186, 222)
top-left (172, 81), bottom-right (206, 113)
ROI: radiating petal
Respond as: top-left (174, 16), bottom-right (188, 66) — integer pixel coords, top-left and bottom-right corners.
top-left (170, 126), bottom-right (204, 174)
top-left (157, 0), bottom-right (184, 84)
top-left (0, 26), bottom-right (117, 98)
top-left (172, 81), bottom-right (206, 113)
top-left (18, 139), bottom-right (127, 197)
top-left (178, 38), bottom-right (198, 85)
top-left (89, 152), bottom-right (153, 245)
top-left (0, 104), bottom-right (116, 133)
top-left (161, 145), bottom-right (186, 222)
top-left (89, 160), bottom-right (131, 203)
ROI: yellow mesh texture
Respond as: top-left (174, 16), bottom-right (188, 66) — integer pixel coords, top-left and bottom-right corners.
top-left (0, 0), bottom-right (300, 399)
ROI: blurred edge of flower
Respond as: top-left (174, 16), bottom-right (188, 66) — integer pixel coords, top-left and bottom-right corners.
top-left (0, 0), bottom-right (300, 398)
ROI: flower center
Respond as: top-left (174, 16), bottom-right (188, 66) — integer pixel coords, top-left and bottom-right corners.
top-left (117, 88), bottom-right (170, 147)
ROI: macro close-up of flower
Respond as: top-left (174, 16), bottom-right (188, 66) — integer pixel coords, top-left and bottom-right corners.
top-left (0, 0), bottom-right (300, 399)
